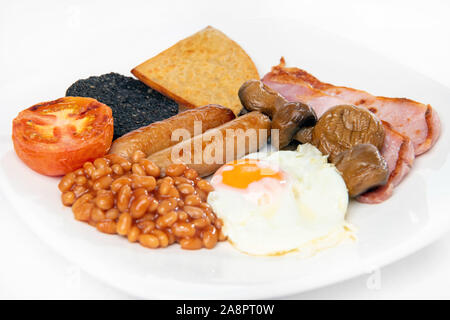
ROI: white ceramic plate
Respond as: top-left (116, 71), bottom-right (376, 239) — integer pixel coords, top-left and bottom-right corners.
top-left (1, 17), bottom-right (449, 299)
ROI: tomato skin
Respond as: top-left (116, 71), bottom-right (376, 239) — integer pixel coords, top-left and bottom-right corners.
top-left (12, 97), bottom-right (114, 176)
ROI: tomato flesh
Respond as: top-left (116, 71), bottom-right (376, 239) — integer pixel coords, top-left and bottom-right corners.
top-left (12, 97), bottom-right (114, 176)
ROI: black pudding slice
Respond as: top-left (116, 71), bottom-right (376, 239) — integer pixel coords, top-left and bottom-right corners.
top-left (66, 73), bottom-right (178, 140)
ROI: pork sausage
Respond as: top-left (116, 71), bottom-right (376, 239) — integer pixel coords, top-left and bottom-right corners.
top-left (147, 112), bottom-right (271, 177)
top-left (109, 105), bottom-right (235, 159)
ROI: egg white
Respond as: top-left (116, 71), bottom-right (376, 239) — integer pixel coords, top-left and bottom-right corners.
top-left (207, 143), bottom-right (353, 256)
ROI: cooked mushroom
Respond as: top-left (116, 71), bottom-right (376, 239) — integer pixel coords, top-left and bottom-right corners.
top-left (238, 79), bottom-right (286, 116)
top-left (333, 144), bottom-right (389, 197)
top-left (311, 105), bottom-right (385, 162)
top-left (238, 80), bottom-right (317, 148)
top-left (293, 126), bottom-right (314, 144)
top-left (272, 102), bottom-right (316, 148)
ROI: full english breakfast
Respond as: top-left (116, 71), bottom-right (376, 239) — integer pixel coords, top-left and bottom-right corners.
top-left (10, 26), bottom-right (441, 255)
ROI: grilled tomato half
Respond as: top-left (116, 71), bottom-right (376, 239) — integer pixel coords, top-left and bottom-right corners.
top-left (12, 97), bottom-right (114, 176)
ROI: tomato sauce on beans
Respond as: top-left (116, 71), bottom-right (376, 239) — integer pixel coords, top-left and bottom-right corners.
top-left (58, 151), bottom-right (226, 250)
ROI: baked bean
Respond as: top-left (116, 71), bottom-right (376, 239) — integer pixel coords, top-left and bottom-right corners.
top-left (152, 230), bottom-right (169, 248)
top-left (73, 202), bottom-right (93, 222)
top-left (199, 201), bottom-right (212, 209)
top-left (83, 162), bottom-right (96, 177)
top-left (166, 163), bottom-right (187, 177)
top-left (158, 181), bottom-right (171, 196)
top-left (180, 237), bottom-right (202, 250)
top-left (138, 212), bottom-right (156, 222)
top-left (206, 211), bottom-right (216, 224)
top-left (193, 218), bottom-right (209, 229)
top-left (137, 220), bottom-right (155, 234)
top-left (91, 166), bottom-right (112, 180)
top-left (95, 190), bottom-right (114, 210)
top-left (104, 153), bottom-right (121, 163)
top-left (184, 194), bottom-right (201, 206)
top-left (183, 168), bottom-right (198, 180)
top-left (139, 159), bottom-right (160, 177)
top-left (139, 234), bottom-right (159, 248)
top-left (97, 220), bottom-right (117, 234)
top-left (127, 226), bottom-right (141, 242)
top-left (105, 154), bottom-right (132, 171)
top-left (196, 189), bottom-right (208, 202)
top-left (117, 184), bottom-right (132, 212)
top-left (72, 195), bottom-right (92, 220)
top-left (161, 176), bottom-right (174, 185)
top-left (130, 195), bottom-right (151, 219)
top-left (131, 163), bottom-right (146, 176)
top-left (156, 210), bottom-right (178, 228)
top-left (184, 206), bottom-right (204, 219)
top-left (105, 208), bottom-right (120, 220)
top-left (94, 157), bottom-right (109, 169)
top-left (133, 187), bottom-right (148, 199)
top-left (147, 196), bottom-right (159, 212)
top-left (72, 185), bottom-right (87, 198)
top-left (61, 191), bottom-right (76, 206)
top-left (157, 198), bottom-right (177, 215)
top-left (197, 179), bottom-right (214, 193)
top-left (131, 175), bottom-right (156, 190)
top-left (87, 220), bottom-right (97, 227)
top-left (75, 175), bottom-right (87, 186)
top-left (74, 168), bottom-right (84, 176)
top-left (92, 175), bottom-right (113, 191)
top-left (178, 210), bottom-right (188, 221)
top-left (131, 150), bottom-right (146, 163)
top-left (111, 176), bottom-right (132, 193)
top-left (111, 163), bottom-right (124, 175)
top-left (58, 174), bottom-right (75, 192)
top-left (117, 212), bottom-right (132, 236)
top-left (177, 183), bottom-right (195, 195)
top-left (166, 229), bottom-right (176, 245)
top-left (174, 176), bottom-right (192, 186)
top-left (120, 160), bottom-right (132, 172)
top-left (90, 206), bottom-right (106, 222)
top-left (172, 222), bottom-right (196, 238)
top-left (202, 226), bottom-right (218, 249)
top-left (199, 202), bottom-right (213, 214)
top-left (168, 186), bottom-right (180, 198)
top-left (73, 193), bottom-right (94, 207)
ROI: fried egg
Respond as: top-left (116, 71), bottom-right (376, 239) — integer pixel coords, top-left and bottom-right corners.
top-left (207, 143), bottom-right (352, 256)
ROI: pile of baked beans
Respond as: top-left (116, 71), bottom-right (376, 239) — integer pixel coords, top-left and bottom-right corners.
top-left (58, 150), bottom-right (226, 250)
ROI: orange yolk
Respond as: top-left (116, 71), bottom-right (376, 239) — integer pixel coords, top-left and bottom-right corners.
top-left (221, 159), bottom-right (284, 189)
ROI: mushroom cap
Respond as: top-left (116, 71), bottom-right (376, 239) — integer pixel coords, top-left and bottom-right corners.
top-left (293, 126), bottom-right (314, 144)
top-left (272, 101), bottom-right (317, 149)
top-left (333, 143), bottom-right (389, 197)
top-left (311, 105), bottom-right (385, 162)
top-left (238, 79), bottom-right (286, 117)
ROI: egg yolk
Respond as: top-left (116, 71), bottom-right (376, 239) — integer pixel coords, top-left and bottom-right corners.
top-left (221, 159), bottom-right (284, 189)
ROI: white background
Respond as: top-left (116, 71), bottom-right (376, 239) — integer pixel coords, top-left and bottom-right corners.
top-left (1, 0), bottom-right (450, 299)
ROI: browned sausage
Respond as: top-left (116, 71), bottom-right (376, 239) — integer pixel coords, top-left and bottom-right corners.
top-left (109, 105), bottom-right (235, 159)
top-left (147, 112), bottom-right (271, 177)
